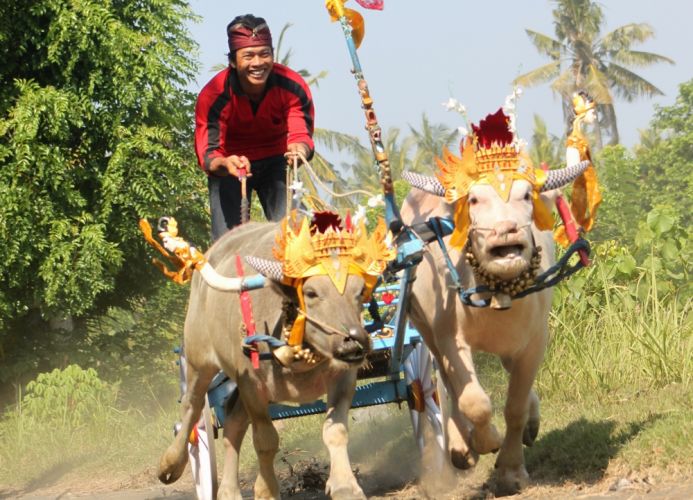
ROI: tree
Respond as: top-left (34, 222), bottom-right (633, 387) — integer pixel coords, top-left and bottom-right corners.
top-left (408, 114), bottom-right (458, 172)
top-left (528, 114), bottom-right (563, 168)
top-left (0, 1), bottom-right (206, 337)
top-left (513, 0), bottom-right (673, 146)
top-left (635, 79), bottom-right (693, 217)
top-left (592, 78), bottom-right (693, 244)
top-left (340, 126), bottom-right (414, 197)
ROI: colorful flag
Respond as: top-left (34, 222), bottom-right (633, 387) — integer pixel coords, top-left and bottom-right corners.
top-left (355, 0), bottom-right (384, 9)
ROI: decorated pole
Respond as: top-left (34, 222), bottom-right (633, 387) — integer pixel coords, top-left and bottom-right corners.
top-left (238, 167), bottom-right (250, 224)
top-left (326, 0), bottom-right (400, 226)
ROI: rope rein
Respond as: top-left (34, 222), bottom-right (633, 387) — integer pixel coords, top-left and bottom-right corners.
top-left (288, 152), bottom-right (380, 206)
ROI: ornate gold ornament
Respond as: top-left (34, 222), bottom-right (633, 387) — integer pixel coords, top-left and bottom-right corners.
top-left (273, 210), bottom-right (395, 346)
top-left (435, 108), bottom-right (553, 249)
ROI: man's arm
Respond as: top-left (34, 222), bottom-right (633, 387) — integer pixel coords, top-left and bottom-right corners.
top-left (194, 72), bottom-right (243, 175)
top-left (208, 155), bottom-right (250, 177)
top-left (282, 72), bottom-right (315, 161)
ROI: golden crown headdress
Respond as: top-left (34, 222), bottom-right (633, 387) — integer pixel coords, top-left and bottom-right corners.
top-left (435, 108), bottom-right (553, 249)
top-left (273, 210), bottom-right (395, 297)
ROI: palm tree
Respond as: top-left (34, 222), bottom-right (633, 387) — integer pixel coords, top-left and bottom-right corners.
top-left (408, 113), bottom-right (458, 172)
top-left (529, 114), bottom-right (563, 168)
top-left (341, 127), bottom-right (413, 196)
top-left (513, 0), bottom-right (674, 146)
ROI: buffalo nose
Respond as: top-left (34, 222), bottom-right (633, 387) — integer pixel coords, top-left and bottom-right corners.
top-left (493, 220), bottom-right (518, 238)
top-left (347, 327), bottom-right (368, 347)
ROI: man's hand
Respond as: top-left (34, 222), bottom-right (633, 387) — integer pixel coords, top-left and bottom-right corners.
top-left (209, 155), bottom-right (251, 178)
top-left (284, 142), bottom-right (310, 166)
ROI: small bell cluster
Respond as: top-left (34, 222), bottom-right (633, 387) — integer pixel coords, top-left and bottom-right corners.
top-left (465, 246), bottom-right (542, 296)
top-left (281, 326), bottom-right (320, 364)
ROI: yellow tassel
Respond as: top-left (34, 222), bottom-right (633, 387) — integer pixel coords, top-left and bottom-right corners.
top-left (570, 165), bottom-right (602, 232)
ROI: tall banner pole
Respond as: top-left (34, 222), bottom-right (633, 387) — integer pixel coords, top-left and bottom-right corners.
top-left (327, 1), bottom-right (401, 226)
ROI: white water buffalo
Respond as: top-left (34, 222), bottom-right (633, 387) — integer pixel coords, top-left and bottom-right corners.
top-left (400, 133), bottom-right (589, 494)
top-left (157, 216), bottom-right (391, 500)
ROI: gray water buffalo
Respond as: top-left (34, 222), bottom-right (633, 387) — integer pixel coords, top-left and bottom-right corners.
top-left (157, 215), bottom-right (393, 499)
top-left (399, 109), bottom-right (589, 495)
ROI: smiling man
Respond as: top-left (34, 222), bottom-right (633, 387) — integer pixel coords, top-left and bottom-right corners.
top-left (194, 14), bottom-right (315, 241)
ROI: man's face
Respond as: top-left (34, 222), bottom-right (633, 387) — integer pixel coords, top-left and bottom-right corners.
top-left (233, 46), bottom-right (273, 93)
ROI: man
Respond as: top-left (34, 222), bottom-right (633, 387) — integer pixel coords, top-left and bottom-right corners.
top-left (194, 14), bottom-right (315, 241)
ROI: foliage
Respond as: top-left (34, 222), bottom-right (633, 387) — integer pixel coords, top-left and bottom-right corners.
top-left (636, 79), bottom-right (693, 216)
top-left (407, 114), bottom-right (458, 173)
top-left (544, 209), bottom-right (691, 401)
top-left (529, 114), bottom-right (564, 168)
top-left (593, 79), bottom-right (693, 244)
top-left (0, 0), bottom-right (207, 336)
top-left (16, 364), bottom-right (118, 428)
top-left (591, 144), bottom-right (643, 243)
top-left (514, 0), bottom-right (673, 145)
top-left (0, 365), bottom-right (177, 488)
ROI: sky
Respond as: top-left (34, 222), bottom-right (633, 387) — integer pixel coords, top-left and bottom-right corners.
top-left (186, 0), bottom-right (692, 156)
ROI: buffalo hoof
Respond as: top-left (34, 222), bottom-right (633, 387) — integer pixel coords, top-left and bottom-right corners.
top-left (470, 423), bottom-right (503, 455)
top-left (326, 478), bottom-right (366, 500)
top-left (523, 418), bottom-right (540, 447)
top-left (450, 447), bottom-right (479, 470)
top-left (157, 454), bottom-right (186, 485)
top-left (329, 487), bottom-right (367, 500)
top-left (494, 464), bottom-right (529, 497)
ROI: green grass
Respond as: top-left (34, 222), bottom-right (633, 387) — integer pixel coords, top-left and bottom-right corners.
top-left (0, 374), bottom-right (178, 491)
top-left (540, 263), bottom-right (691, 402)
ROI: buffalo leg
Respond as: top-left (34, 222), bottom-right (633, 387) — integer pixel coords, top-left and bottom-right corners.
top-left (158, 361), bottom-right (215, 484)
top-left (495, 333), bottom-right (546, 495)
top-left (323, 370), bottom-right (365, 500)
top-left (502, 356), bottom-right (540, 447)
top-left (218, 393), bottom-right (249, 500)
top-left (438, 335), bottom-right (502, 457)
top-left (235, 375), bottom-right (279, 500)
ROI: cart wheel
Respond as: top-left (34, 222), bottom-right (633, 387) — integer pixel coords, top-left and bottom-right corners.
top-left (188, 396), bottom-right (218, 500)
top-left (403, 342), bottom-right (446, 455)
top-left (434, 358), bottom-right (449, 448)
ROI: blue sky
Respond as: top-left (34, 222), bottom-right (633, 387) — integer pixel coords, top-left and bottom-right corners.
top-left (186, 1), bottom-right (691, 153)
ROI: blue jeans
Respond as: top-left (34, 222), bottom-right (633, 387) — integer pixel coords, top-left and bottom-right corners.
top-left (208, 155), bottom-right (287, 242)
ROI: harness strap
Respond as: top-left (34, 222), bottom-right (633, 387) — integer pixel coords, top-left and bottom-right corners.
top-left (429, 217), bottom-right (492, 307)
top-left (242, 335), bottom-right (285, 361)
top-left (236, 255), bottom-right (260, 369)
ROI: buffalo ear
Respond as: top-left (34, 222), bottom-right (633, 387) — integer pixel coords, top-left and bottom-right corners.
top-left (245, 256), bottom-right (283, 282)
top-left (402, 171), bottom-right (446, 197)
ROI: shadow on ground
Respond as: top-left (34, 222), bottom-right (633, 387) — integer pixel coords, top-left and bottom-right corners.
top-left (524, 414), bottom-right (661, 486)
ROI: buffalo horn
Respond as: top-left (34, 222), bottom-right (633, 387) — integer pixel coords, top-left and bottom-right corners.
top-left (245, 256), bottom-right (284, 282)
top-left (540, 160), bottom-right (591, 192)
top-left (401, 171), bottom-right (446, 197)
top-left (197, 262), bottom-right (267, 292)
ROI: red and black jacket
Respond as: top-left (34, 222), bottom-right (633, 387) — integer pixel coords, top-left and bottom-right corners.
top-left (194, 63), bottom-right (315, 172)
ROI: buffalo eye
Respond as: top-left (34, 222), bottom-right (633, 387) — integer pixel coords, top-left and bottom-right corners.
top-left (304, 289), bottom-right (319, 300)
top-left (468, 196), bottom-right (478, 206)
top-left (524, 192), bottom-right (532, 202)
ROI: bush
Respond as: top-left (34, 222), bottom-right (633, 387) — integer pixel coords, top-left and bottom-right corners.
top-left (15, 364), bottom-right (118, 428)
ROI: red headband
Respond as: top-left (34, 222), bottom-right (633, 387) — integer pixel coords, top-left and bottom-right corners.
top-left (228, 23), bottom-right (273, 51)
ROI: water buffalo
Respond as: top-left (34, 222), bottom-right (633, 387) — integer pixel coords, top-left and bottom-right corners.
top-left (157, 215), bottom-right (392, 500)
top-left (399, 110), bottom-right (589, 494)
